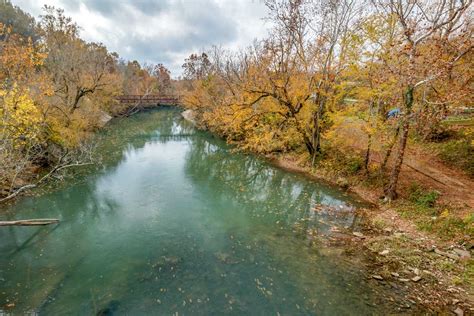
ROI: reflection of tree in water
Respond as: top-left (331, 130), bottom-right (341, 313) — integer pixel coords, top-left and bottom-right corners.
top-left (180, 122), bottom-right (393, 315)
top-left (183, 132), bottom-right (363, 238)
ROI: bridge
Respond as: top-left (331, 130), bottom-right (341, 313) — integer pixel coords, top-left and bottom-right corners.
top-left (117, 95), bottom-right (180, 106)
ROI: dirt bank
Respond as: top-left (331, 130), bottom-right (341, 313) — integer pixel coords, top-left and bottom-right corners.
top-left (270, 153), bottom-right (473, 314)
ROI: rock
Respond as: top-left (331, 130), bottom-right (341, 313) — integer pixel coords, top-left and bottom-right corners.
top-left (372, 275), bottom-right (384, 281)
top-left (399, 278), bottom-right (410, 282)
top-left (453, 307), bottom-right (464, 316)
top-left (98, 110), bottom-right (112, 127)
top-left (391, 272), bottom-right (400, 278)
top-left (411, 276), bottom-right (422, 282)
top-left (215, 252), bottom-right (231, 263)
top-left (181, 110), bottom-right (196, 124)
top-left (97, 300), bottom-right (120, 316)
top-left (447, 287), bottom-right (459, 293)
top-left (434, 248), bottom-right (460, 261)
top-left (379, 250), bottom-right (390, 256)
top-left (446, 253), bottom-right (460, 260)
top-left (453, 248), bottom-right (471, 259)
top-left (452, 299), bottom-right (460, 305)
top-left (383, 227), bottom-right (393, 234)
top-left (434, 248), bottom-right (444, 255)
top-left (353, 232), bottom-right (365, 238)
top-left (163, 256), bottom-right (181, 264)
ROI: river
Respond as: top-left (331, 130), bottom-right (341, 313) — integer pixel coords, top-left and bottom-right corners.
top-left (0, 108), bottom-right (412, 314)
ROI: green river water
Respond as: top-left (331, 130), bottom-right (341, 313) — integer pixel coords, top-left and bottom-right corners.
top-left (1, 108), bottom-right (415, 315)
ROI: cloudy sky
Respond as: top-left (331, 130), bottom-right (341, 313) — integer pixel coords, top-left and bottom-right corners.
top-left (12, 0), bottom-right (270, 76)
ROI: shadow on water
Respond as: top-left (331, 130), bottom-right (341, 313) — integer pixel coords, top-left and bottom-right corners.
top-left (0, 108), bottom-right (421, 314)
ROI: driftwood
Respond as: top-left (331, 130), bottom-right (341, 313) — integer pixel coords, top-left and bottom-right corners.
top-left (0, 219), bottom-right (60, 226)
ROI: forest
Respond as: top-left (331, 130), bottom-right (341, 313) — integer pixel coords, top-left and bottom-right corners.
top-left (180, 0), bottom-right (473, 202)
top-left (0, 2), bottom-right (173, 201)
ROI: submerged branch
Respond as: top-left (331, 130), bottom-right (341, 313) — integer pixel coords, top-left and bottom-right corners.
top-left (0, 162), bottom-right (93, 204)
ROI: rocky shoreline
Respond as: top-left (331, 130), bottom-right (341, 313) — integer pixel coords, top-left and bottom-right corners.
top-left (271, 154), bottom-right (473, 314)
top-left (182, 110), bottom-right (473, 314)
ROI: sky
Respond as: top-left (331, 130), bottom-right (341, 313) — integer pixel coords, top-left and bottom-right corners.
top-left (12, 0), bottom-right (270, 76)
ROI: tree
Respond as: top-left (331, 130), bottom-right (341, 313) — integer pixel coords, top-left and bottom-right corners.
top-left (182, 53), bottom-right (212, 80)
top-left (153, 63), bottom-right (172, 94)
top-left (0, 0), bottom-right (38, 41)
top-left (40, 6), bottom-right (119, 117)
top-left (0, 23), bottom-right (50, 197)
top-left (179, 0), bottom-right (472, 201)
top-left (375, 0), bottom-right (472, 199)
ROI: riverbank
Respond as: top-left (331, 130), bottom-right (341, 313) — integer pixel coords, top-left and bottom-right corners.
top-left (270, 153), bottom-right (473, 314)
top-left (0, 104), bottom-right (162, 203)
top-left (182, 110), bottom-right (473, 313)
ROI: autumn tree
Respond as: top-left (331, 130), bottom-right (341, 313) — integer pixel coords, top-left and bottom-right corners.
top-left (0, 23), bottom-right (50, 198)
top-left (40, 6), bottom-right (120, 119)
top-left (225, 0), bottom-right (364, 158)
top-left (0, 3), bottom-right (174, 201)
top-left (374, 0), bottom-right (473, 199)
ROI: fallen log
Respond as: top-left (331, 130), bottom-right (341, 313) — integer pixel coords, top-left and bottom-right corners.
top-left (0, 219), bottom-right (60, 226)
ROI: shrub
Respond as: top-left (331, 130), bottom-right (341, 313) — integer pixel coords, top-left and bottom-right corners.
top-left (408, 183), bottom-right (439, 208)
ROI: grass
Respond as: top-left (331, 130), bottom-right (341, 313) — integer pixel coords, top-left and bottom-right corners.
top-left (463, 260), bottom-right (474, 291)
top-left (442, 117), bottom-right (474, 127)
top-left (396, 182), bottom-right (474, 242)
top-left (408, 183), bottom-right (439, 208)
top-left (426, 127), bottom-right (474, 177)
top-left (366, 235), bottom-right (423, 277)
top-left (437, 138), bottom-right (474, 177)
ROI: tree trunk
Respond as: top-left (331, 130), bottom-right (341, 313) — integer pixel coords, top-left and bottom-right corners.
top-left (304, 136), bottom-right (315, 157)
top-left (315, 99), bottom-right (325, 154)
top-left (311, 98), bottom-right (325, 166)
top-left (384, 86), bottom-right (414, 200)
top-left (365, 133), bottom-right (372, 174)
top-left (381, 125), bottom-right (400, 171)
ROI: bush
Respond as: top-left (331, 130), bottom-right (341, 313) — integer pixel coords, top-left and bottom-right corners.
top-left (408, 183), bottom-right (439, 208)
top-left (317, 144), bottom-right (364, 176)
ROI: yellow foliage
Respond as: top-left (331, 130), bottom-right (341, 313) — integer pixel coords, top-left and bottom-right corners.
top-left (0, 84), bottom-right (43, 148)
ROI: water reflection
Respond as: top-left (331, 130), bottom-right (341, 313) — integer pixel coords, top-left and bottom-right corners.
top-left (0, 108), bottom-right (411, 315)
top-left (183, 130), bottom-right (363, 238)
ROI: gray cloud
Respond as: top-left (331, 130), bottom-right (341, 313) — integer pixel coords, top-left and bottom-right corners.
top-left (12, 0), bottom-right (269, 76)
